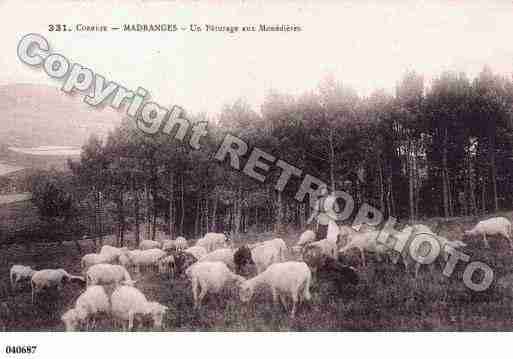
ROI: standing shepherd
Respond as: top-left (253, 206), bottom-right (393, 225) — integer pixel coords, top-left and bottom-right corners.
top-left (306, 184), bottom-right (340, 240)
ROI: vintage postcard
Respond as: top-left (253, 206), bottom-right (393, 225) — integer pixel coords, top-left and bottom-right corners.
top-left (1, 0), bottom-right (513, 350)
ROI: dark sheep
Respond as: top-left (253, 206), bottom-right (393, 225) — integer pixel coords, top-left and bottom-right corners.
top-left (317, 255), bottom-right (359, 291)
top-left (302, 245), bottom-right (323, 270)
top-left (233, 245), bottom-right (254, 275)
top-left (174, 252), bottom-right (198, 278)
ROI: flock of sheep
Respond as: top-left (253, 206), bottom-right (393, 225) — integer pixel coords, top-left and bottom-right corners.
top-left (7, 216), bottom-right (513, 331)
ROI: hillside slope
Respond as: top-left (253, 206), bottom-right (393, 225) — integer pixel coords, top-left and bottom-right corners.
top-left (0, 83), bottom-right (121, 148)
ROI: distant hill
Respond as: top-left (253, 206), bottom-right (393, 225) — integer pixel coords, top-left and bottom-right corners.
top-left (0, 83), bottom-right (121, 148)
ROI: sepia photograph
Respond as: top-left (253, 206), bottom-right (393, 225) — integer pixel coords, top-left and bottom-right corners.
top-left (1, 0), bottom-right (513, 345)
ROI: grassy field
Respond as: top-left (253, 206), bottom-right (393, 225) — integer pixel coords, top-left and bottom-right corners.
top-left (1, 213), bottom-right (513, 331)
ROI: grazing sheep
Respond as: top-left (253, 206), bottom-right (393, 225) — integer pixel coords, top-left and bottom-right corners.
top-left (198, 248), bottom-right (236, 270)
top-left (139, 240), bottom-right (162, 250)
top-left (233, 246), bottom-right (255, 275)
top-left (118, 252), bottom-right (131, 268)
top-left (339, 225), bottom-right (357, 237)
top-left (126, 248), bottom-right (167, 274)
top-left (316, 255), bottom-right (359, 293)
top-left (463, 217), bottom-right (512, 249)
top-left (157, 255), bottom-right (175, 276)
top-left (99, 245), bottom-right (128, 262)
top-left (305, 238), bottom-right (338, 259)
top-left (338, 225), bottom-right (357, 247)
top-left (302, 245), bottom-right (324, 272)
top-left (161, 239), bottom-right (175, 252)
top-left (354, 223), bottom-right (378, 232)
top-left (174, 252), bottom-right (198, 278)
top-left (31, 269), bottom-right (85, 304)
top-left (61, 285), bottom-right (110, 331)
top-left (185, 246), bottom-right (208, 260)
top-left (185, 261), bottom-right (245, 309)
top-left (81, 253), bottom-right (116, 271)
top-left (297, 230), bottom-right (316, 247)
top-left (259, 238), bottom-right (288, 261)
top-left (10, 264), bottom-right (35, 291)
top-left (86, 263), bottom-right (135, 287)
top-left (239, 261), bottom-right (312, 318)
top-left (111, 286), bottom-right (168, 331)
top-left (338, 230), bottom-right (390, 266)
top-left (196, 233), bottom-right (229, 253)
top-left (394, 224), bottom-right (459, 277)
top-left (438, 236), bottom-right (467, 262)
top-left (251, 242), bottom-right (285, 274)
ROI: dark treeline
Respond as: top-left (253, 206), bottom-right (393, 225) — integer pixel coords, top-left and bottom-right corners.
top-left (30, 67), bottom-right (513, 245)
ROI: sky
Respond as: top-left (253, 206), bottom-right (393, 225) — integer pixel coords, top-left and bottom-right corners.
top-left (1, 0), bottom-right (513, 116)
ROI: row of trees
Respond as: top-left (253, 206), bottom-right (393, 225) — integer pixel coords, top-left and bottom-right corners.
top-left (31, 67), bottom-right (513, 245)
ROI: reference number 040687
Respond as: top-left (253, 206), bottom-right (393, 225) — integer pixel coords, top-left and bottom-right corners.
top-left (4, 345), bottom-right (37, 355)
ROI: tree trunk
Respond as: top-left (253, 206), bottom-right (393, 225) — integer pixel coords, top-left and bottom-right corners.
top-left (490, 144), bottom-right (499, 211)
top-left (168, 172), bottom-right (174, 239)
top-left (275, 190), bottom-right (283, 233)
top-left (212, 189), bottom-right (218, 232)
top-left (414, 149), bottom-right (421, 220)
top-left (408, 141), bottom-right (415, 221)
top-left (97, 190), bottom-right (103, 248)
top-left (195, 193), bottom-right (201, 238)
top-left (234, 187), bottom-right (242, 236)
top-left (329, 128), bottom-right (336, 192)
top-left (481, 178), bottom-right (487, 215)
top-left (254, 205), bottom-right (259, 231)
top-left (134, 186), bottom-right (140, 246)
top-left (442, 128), bottom-right (450, 218)
top-left (180, 175), bottom-right (185, 235)
top-left (144, 183), bottom-right (151, 241)
top-left (202, 196), bottom-right (207, 234)
top-left (467, 145), bottom-right (477, 216)
top-left (378, 154), bottom-right (385, 214)
top-left (117, 191), bottom-right (125, 247)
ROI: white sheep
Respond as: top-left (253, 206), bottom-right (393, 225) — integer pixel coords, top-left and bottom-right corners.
top-left (126, 248), bottom-right (167, 274)
top-left (86, 263), bottom-right (135, 287)
top-left (161, 239), bottom-right (175, 252)
top-left (185, 261), bottom-right (245, 309)
top-left (139, 240), bottom-right (162, 250)
top-left (239, 261), bottom-right (312, 318)
top-left (99, 245), bottom-right (128, 262)
top-left (338, 225), bottom-right (357, 247)
top-left (297, 230), bottom-right (316, 247)
top-left (339, 225), bottom-right (357, 237)
top-left (251, 242), bottom-right (285, 273)
top-left (305, 238), bottom-right (338, 259)
top-left (198, 248), bottom-right (236, 270)
top-left (61, 285), bottom-right (110, 331)
top-left (81, 253), bottom-right (115, 271)
top-left (111, 285), bottom-right (168, 331)
top-left (393, 224), bottom-right (465, 277)
top-left (196, 232), bottom-right (229, 253)
top-left (119, 250), bottom-right (140, 269)
top-left (185, 246), bottom-right (208, 260)
top-left (10, 264), bottom-right (35, 291)
top-left (31, 269), bottom-right (84, 304)
top-left (464, 217), bottom-right (512, 249)
top-left (251, 238), bottom-right (288, 261)
top-left (338, 230), bottom-right (390, 266)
